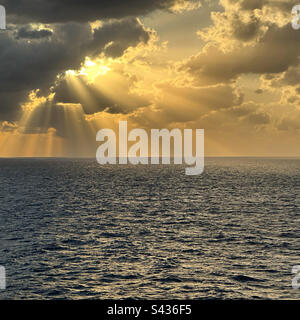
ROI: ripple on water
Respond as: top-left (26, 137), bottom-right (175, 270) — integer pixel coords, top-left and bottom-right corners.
top-left (0, 158), bottom-right (299, 299)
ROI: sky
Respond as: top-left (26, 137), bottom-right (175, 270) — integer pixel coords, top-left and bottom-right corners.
top-left (0, 0), bottom-right (300, 157)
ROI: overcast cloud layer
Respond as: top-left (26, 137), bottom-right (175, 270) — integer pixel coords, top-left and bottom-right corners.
top-left (2, 0), bottom-right (184, 23)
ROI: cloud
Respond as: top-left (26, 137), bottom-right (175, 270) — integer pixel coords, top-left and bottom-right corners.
top-left (278, 116), bottom-right (300, 131)
top-left (0, 121), bottom-right (18, 132)
top-left (15, 25), bottom-right (53, 39)
top-left (185, 101), bottom-right (271, 134)
top-left (238, 0), bottom-right (264, 10)
top-left (231, 14), bottom-right (261, 41)
top-left (0, 18), bottom-right (151, 120)
top-left (263, 65), bottom-right (300, 88)
top-left (181, 23), bottom-right (300, 85)
top-left (0, 22), bottom-right (91, 120)
top-left (222, 0), bottom-right (298, 12)
top-left (87, 18), bottom-right (151, 58)
top-left (244, 111), bottom-right (270, 125)
top-left (129, 81), bottom-right (243, 127)
top-left (3, 0), bottom-right (190, 24)
top-left (52, 71), bottom-right (151, 115)
top-left (20, 101), bottom-right (70, 136)
top-left (21, 78), bottom-right (244, 137)
top-left (1, 0), bottom-right (299, 157)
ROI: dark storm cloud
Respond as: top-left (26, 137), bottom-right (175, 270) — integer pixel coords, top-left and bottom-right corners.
top-left (16, 25), bottom-right (53, 39)
top-left (3, 0), bottom-right (182, 24)
top-left (88, 18), bottom-right (151, 58)
top-left (180, 24), bottom-right (300, 85)
top-left (0, 0), bottom-right (172, 121)
top-left (0, 18), bottom-right (151, 120)
top-left (0, 22), bottom-right (91, 120)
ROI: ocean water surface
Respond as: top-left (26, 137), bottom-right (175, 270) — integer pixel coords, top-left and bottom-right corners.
top-left (0, 157), bottom-right (299, 299)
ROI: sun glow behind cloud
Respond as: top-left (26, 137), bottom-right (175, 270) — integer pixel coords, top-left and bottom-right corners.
top-left (66, 58), bottom-right (112, 83)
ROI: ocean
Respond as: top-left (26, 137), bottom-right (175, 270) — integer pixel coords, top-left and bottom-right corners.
top-left (0, 157), bottom-right (299, 299)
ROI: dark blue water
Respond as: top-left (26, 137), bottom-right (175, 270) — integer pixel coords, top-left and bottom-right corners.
top-left (0, 158), bottom-right (299, 299)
